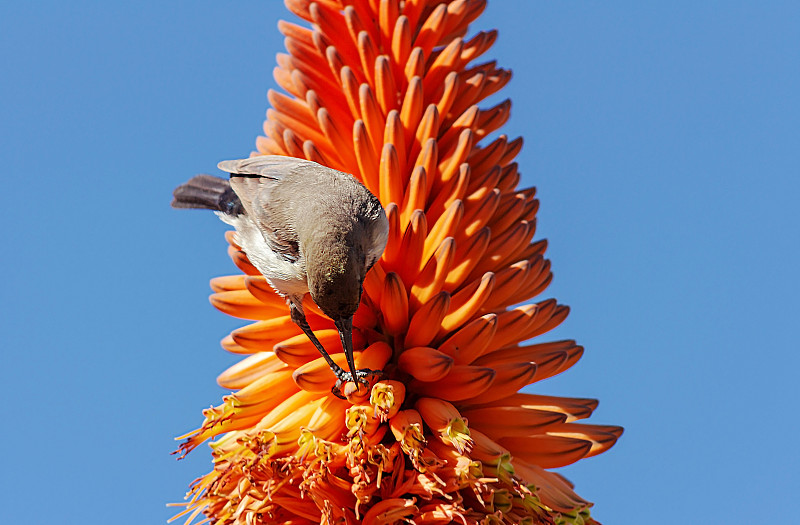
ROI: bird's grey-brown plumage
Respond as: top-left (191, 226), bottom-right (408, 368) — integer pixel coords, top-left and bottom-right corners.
top-left (172, 156), bottom-right (389, 397)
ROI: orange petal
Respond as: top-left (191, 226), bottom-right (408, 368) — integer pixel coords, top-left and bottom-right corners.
top-left (374, 55), bottom-right (398, 115)
top-left (309, 3), bottom-right (360, 67)
top-left (467, 393), bottom-right (598, 423)
top-left (438, 272), bottom-right (494, 336)
top-left (363, 260), bottom-right (387, 307)
top-left (379, 142), bottom-right (403, 207)
top-left (517, 238), bottom-right (548, 263)
top-left (459, 362), bottom-right (537, 405)
top-left (209, 274), bottom-right (247, 293)
top-left (422, 200), bottom-right (462, 264)
top-left (358, 83), bottom-right (385, 155)
top-left (223, 229), bottom-right (240, 249)
top-left (410, 364), bottom-right (494, 402)
top-left (381, 203), bottom-right (401, 266)
top-left (478, 260), bottom-right (531, 312)
top-left (424, 37), bottom-right (463, 97)
top-left (475, 99), bottom-right (511, 138)
top-left (514, 254), bottom-right (550, 294)
top-left (339, 65), bottom-right (362, 121)
top-left (384, 110), bottom-right (407, 179)
top-left (475, 339), bottom-right (577, 367)
top-left (436, 312), bottom-right (497, 364)
top-left (230, 316), bottom-right (306, 353)
top-left (404, 47), bottom-right (425, 81)
top-left (357, 341), bottom-right (393, 371)
top-left (445, 0), bottom-right (486, 37)
top-left (345, 4), bottom-right (377, 48)
top-left (400, 166), bottom-right (427, 228)
top-left (460, 187), bottom-right (499, 237)
top-left (284, 0), bottom-right (313, 21)
top-left (434, 71), bottom-right (459, 123)
top-left (501, 136), bottom-right (524, 166)
top-left (414, 138), bottom-right (438, 195)
top-left (484, 300), bottom-right (568, 352)
top-left (400, 76), bottom-right (424, 146)
top-left (466, 220), bottom-right (532, 280)
top-left (443, 226), bottom-right (490, 292)
top-left (228, 246), bottom-right (260, 276)
top-left (414, 4), bottom-right (447, 56)
top-left (461, 29), bottom-right (497, 65)
top-left (500, 434), bottom-right (592, 469)
top-left (303, 139), bottom-right (333, 166)
top-left (409, 104), bottom-right (440, 163)
top-left (278, 20), bottom-right (313, 47)
top-left (497, 161), bottom-right (521, 193)
top-left (385, 211), bottom-right (426, 286)
top-left (544, 423), bottom-right (624, 458)
top-left (405, 291), bottom-right (450, 348)
top-left (231, 367), bottom-right (303, 410)
top-left (209, 289), bottom-right (286, 321)
top-left (467, 134), bottom-right (507, 175)
top-left (380, 272), bottom-right (409, 336)
top-left (489, 193), bottom-right (527, 236)
top-left (282, 128), bottom-right (306, 158)
top-left (514, 259), bottom-right (553, 304)
top-left (217, 351), bottom-right (288, 389)
top-left (438, 105), bottom-right (478, 153)
top-left (354, 119), bottom-right (379, 191)
top-left (244, 275), bottom-right (288, 309)
top-left (318, 107), bottom-right (359, 173)
top-left (467, 427), bottom-right (509, 465)
top-left (461, 405), bottom-right (566, 440)
top-left (428, 161), bottom-right (471, 225)
top-left (397, 346), bottom-right (453, 382)
top-left (220, 334), bottom-right (250, 354)
top-left (409, 237), bottom-right (455, 312)
top-left (357, 30), bottom-right (378, 88)
top-left (391, 16), bottom-right (412, 79)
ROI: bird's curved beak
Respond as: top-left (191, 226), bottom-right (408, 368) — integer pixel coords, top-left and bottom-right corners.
top-left (334, 316), bottom-right (358, 390)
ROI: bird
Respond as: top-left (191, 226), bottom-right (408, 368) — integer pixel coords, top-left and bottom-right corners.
top-left (172, 155), bottom-right (389, 398)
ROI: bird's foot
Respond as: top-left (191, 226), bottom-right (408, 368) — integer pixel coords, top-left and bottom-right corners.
top-left (331, 368), bottom-right (384, 399)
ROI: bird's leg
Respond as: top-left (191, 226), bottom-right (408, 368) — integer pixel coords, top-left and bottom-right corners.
top-left (289, 302), bottom-right (350, 399)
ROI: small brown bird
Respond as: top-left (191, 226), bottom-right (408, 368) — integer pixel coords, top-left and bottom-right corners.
top-left (172, 156), bottom-right (389, 398)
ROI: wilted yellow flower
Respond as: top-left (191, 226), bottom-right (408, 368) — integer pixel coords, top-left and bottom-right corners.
top-left (172, 1), bottom-right (622, 524)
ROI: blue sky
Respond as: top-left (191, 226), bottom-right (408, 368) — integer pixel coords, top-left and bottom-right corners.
top-left (1, 1), bottom-right (798, 523)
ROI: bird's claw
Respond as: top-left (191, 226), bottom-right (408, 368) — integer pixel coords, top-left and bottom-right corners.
top-left (331, 368), bottom-right (383, 399)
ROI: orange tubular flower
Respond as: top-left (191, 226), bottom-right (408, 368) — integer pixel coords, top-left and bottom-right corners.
top-left (172, 2), bottom-right (622, 524)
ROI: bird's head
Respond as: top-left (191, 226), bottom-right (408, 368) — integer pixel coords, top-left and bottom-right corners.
top-left (307, 242), bottom-right (366, 321)
top-left (305, 198), bottom-right (388, 322)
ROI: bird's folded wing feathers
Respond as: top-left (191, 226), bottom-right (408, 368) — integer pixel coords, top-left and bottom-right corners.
top-left (217, 155), bottom-right (318, 178)
top-left (224, 158), bottom-right (304, 263)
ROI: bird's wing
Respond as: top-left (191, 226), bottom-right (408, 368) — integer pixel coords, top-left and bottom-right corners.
top-left (217, 155), bottom-right (319, 178)
top-left (221, 156), bottom-right (313, 262)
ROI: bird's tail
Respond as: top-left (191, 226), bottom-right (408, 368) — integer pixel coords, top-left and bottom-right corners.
top-left (171, 174), bottom-right (244, 215)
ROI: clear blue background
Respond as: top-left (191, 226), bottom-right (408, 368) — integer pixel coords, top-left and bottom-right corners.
top-left (1, 1), bottom-right (798, 523)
